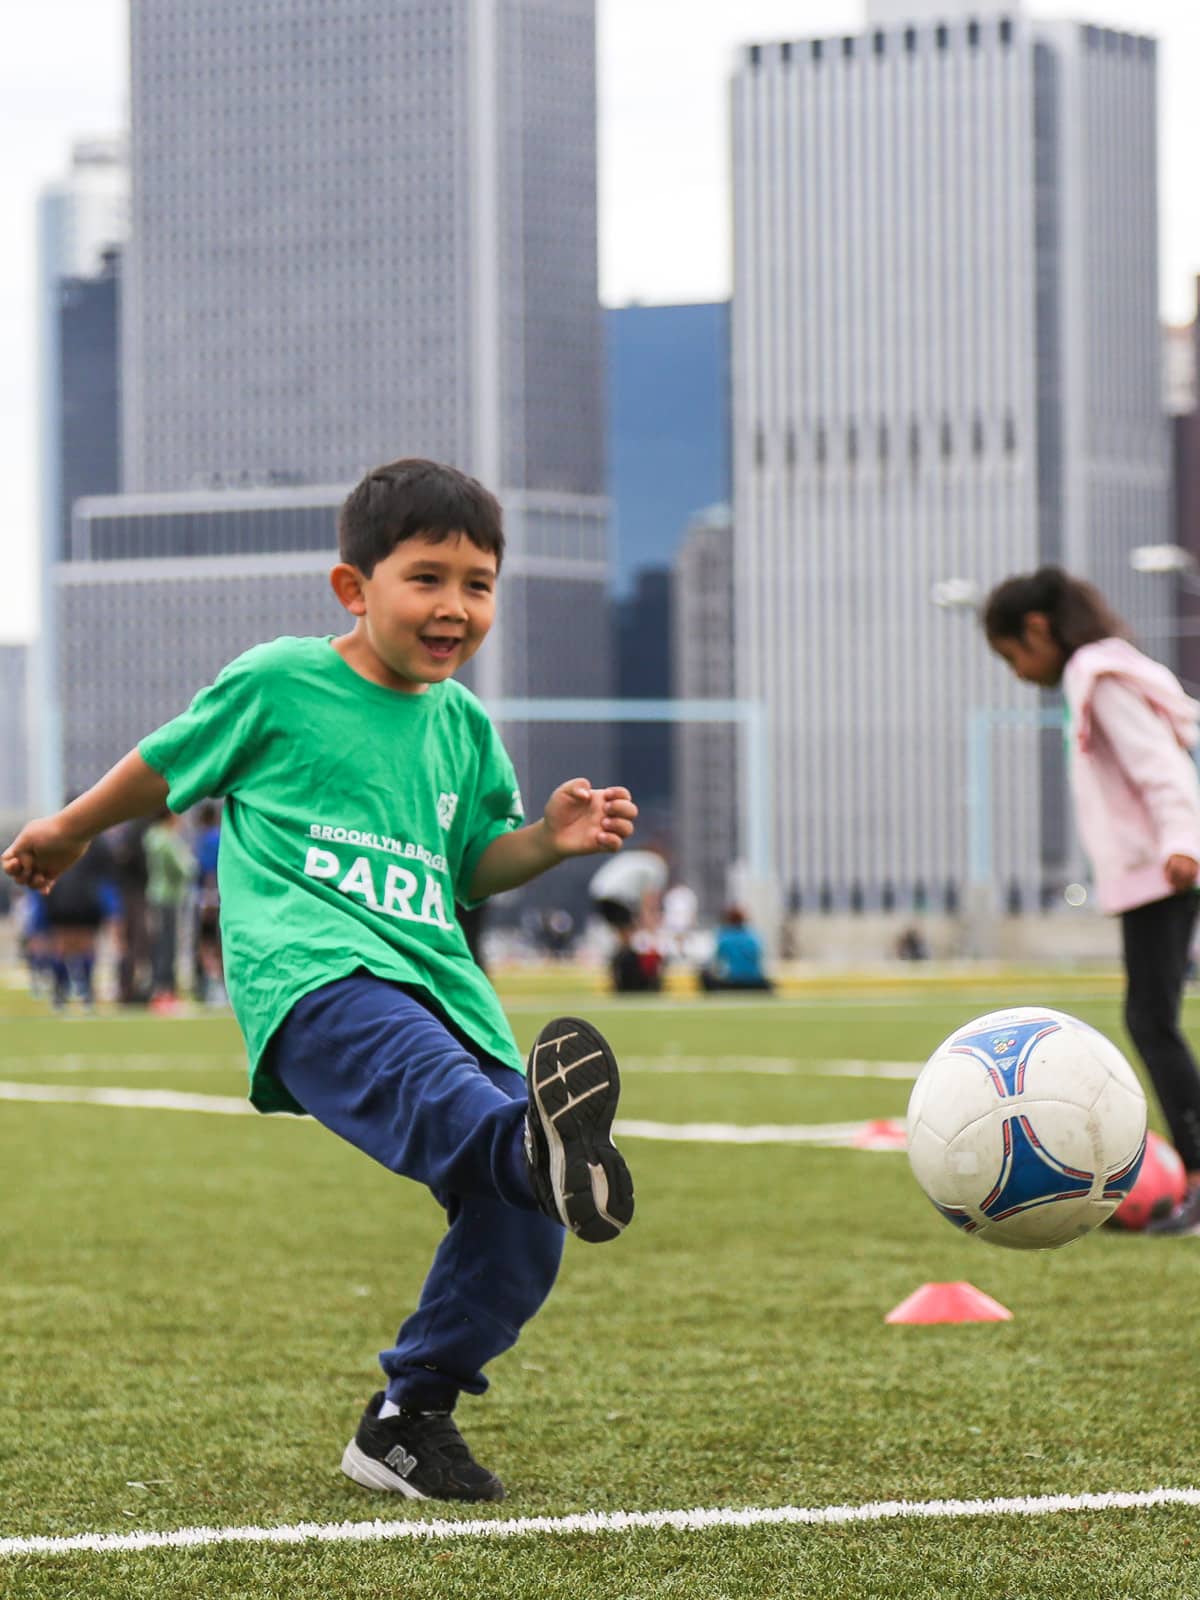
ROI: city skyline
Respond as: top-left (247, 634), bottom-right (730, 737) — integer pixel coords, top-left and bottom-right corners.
top-left (2, 0), bottom-right (1198, 644)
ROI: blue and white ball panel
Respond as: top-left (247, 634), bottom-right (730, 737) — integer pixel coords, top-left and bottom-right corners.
top-left (906, 1006), bottom-right (1148, 1250)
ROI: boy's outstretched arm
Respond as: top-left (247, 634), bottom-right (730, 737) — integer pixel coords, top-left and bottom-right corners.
top-left (2, 751), bottom-right (170, 893)
top-left (467, 780), bottom-right (637, 901)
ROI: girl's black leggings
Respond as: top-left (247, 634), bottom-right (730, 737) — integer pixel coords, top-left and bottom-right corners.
top-left (1121, 892), bottom-right (1200, 1172)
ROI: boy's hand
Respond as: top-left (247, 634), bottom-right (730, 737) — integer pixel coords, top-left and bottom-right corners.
top-left (2, 817), bottom-right (91, 893)
top-left (544, 781), bottom-right (637, 857)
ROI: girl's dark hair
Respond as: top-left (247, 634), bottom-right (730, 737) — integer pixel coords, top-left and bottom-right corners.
top-left (982, 565), bottom-right (1128, 655)
top-left (338, 458), bottom-right (504, 576)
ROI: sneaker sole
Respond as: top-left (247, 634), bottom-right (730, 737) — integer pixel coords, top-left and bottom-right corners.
top-left (340, 1439), bottom-right (428, 1498)
top-left (528, 1016), bottom-right (634, 1243)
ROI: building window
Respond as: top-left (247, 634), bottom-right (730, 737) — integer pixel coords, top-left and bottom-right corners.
top-left (999, 16), bottom-right (1013, 45)
top-left (904, 26), bottom-right (917, 52)
top-left (811, 38), bottom-right (823, 63)
top-left (908, 420), bottom-right (921, 467)
top-left (815, 424), bottom-right (828, 466)
top-left (935, 24), bottom-right (949, 50)
top-left (940, 418), bottom-right (953, 459)
top-left (971, 415), bottom-right (985, 456)
top-left (780, 40), bottom-right (791, 62)
top-left (847, 423), bottom-right (858, 464)
top-left (878, 420), bottom-right (890, 462)
top-left (1003, 414), bottom-right (1017, 454)
top-left (873, 30), bottom-right (886, 57)
top-left (967, 19), bottom-right (980, 47)
top-left (842, 35), bottom-right (854, 59)
top-left (748, 44), bottom-right (761, 67)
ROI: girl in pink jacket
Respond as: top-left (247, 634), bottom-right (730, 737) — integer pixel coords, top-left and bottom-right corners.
top-left (984, 566), bottom-right (1200, 1234)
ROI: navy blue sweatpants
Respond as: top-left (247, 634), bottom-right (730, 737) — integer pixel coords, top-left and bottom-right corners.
top-left (269, 974), bottom-right (565, 1411)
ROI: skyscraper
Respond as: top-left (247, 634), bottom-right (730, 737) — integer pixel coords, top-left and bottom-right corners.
top-left (123, 0), bottom-right (602, 503)
top-left (732, 1), bottom-right (1169, 916)
top-left (672, 505), bottom-right (737, 916)
top-left (34, 137), bottom-right (128, 810)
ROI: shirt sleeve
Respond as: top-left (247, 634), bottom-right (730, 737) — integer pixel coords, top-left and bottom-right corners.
top-left (455, 718), bottom-right (525, 906)
top-left (1090, 675), bottom-right (1200, 861)
top-left (138, 650), bottom-right (271, 813)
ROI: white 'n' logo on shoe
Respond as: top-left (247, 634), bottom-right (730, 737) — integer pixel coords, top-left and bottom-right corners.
top-left (384, 1445), bottom-right (418, 1478)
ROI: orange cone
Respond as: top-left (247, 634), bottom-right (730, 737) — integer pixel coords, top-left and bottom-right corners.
top-left (852, 1118), bottom-right (908, 1151)
top-left (885, 1281), bottom-right (1013, 1325)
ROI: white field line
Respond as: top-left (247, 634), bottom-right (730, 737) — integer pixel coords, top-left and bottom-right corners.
top-left (3, 1487), bottom-right (1199, 1558)
top-left (0, 1054), bottom-right (921, 1080)
top-left (0, 1081), bottom-right (274, 1117)
top-left (0, 1081), bottom-right (901, 1149)
top-left (0, 1054), bottom-right (244, 1074)
top-left (617, 1118), bottom-right (878, 1147)
top-left (622, 1057), bottom-right (921, 1079)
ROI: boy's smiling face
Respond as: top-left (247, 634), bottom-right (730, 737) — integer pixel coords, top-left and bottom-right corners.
top-left (331, 531), bottom-right (497, 692)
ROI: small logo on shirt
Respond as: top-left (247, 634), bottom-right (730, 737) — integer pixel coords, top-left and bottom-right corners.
top-left (436, 792), bottom-right (459, 830)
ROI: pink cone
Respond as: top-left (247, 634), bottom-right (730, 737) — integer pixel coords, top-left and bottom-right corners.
top-left (885, 1281), bottom-right (1013, 1325)
top-left (852, 1118), bottom-right (908, 1151)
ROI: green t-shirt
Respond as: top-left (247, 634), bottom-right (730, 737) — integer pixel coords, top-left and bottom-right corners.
top-left (138, 636), bottom-right (525, 1112)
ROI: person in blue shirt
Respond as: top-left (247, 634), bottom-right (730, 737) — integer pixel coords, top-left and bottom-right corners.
top-left (699, 906), bottom-right (774, 994)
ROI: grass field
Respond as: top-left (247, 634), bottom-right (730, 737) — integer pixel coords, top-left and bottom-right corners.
top-left (3, 975), bottom-right (1200, 1597)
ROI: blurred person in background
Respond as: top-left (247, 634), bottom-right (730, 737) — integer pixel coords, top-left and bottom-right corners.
top-left (660, 879), bottom-right (698, 962)
top-left (110, 815), bottom-right (153, 1005)
top-left (144, 808), bottom-right (194, 1012)
top-left (192, 801), bottom-right (225, 1004)
top-left (698, 905), bottom-right (774, 995)
top-left (44, 826), bottom-right (119, 1011)
top-left (588, 847), bottom-right (668, 995)
top-left (985, 566), bottom-right (1200, 1235)
top-left (588, 847), bottom-right (667, 936)
top-left (17, 888), bottom-right (54, 999)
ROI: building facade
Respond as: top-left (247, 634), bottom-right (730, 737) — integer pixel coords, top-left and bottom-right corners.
top-left (122, 0), bottom-right (602, 499)
top-left (0, 645), bottom-right (30, 828)
top-left (732, 2), bottom-right (1168, 915)
top-left (35, 138), bottom-right (128, 810)
top-left (58, 248), bottom-right (121, 560)
top-left (671, 506), bottom-right (738, 916)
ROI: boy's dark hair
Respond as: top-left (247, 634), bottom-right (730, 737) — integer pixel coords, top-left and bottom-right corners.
top-left (982, 565), bottom-right (1127, 656)
top-left (338, 459), bottom-right (505, 576)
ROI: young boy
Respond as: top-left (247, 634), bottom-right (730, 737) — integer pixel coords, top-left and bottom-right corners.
top-left (2, 458), bottom-right (637, 1503)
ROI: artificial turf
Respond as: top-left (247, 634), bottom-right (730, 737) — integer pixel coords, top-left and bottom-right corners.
top-left (3, 980), bottom-right (1200, 1597)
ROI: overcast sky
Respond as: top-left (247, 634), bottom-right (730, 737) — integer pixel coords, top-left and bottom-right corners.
top-left (1, 0), bottom-right (1197, 645)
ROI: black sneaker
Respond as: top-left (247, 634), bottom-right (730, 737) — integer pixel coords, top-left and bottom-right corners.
top-left (340, 1393), bottom-right (505, 1501)
top-left (1145, 1184), bottom-right (1200, 1237)
top-left (525, 1016), bottom-right (634, 1243)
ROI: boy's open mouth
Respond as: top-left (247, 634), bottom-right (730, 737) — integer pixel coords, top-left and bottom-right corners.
top-left (421, 635), bottom-right (461, 659)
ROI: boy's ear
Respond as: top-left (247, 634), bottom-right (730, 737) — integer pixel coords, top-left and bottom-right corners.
top-left (329, 563), bottom-right (367, 616)
top-left (1024, 611), bottom-right (1052, 644)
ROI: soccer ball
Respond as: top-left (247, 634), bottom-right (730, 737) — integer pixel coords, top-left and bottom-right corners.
top-left (906, 1007), bottom-right (1147, 1250)
top-left (1108, 1129), bottom-right (1187, 1231)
